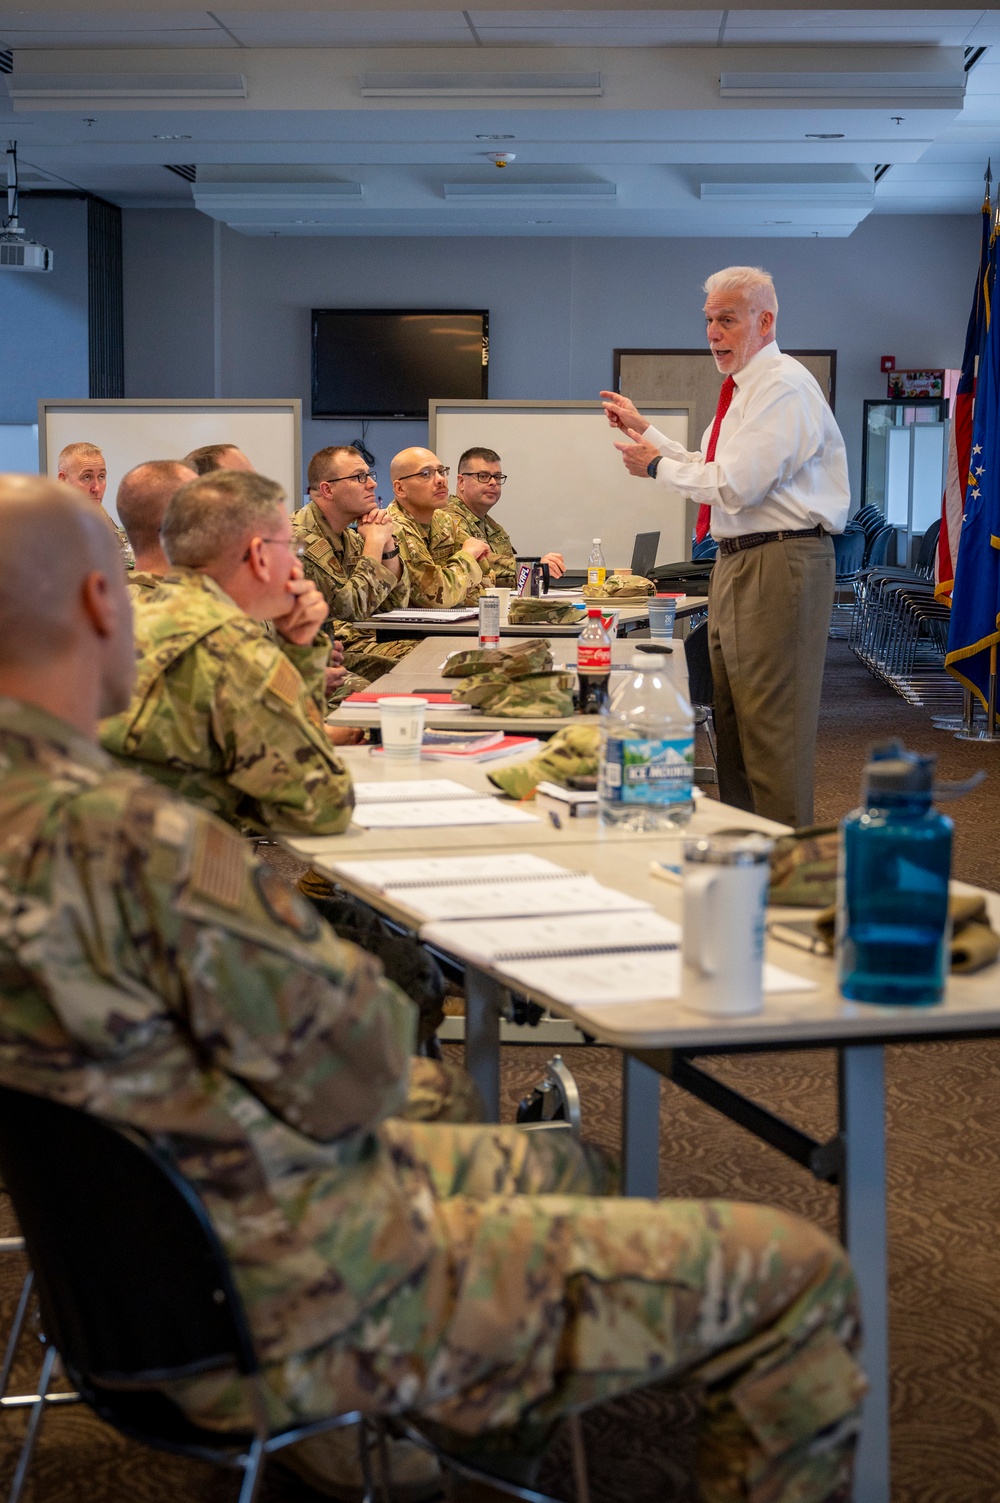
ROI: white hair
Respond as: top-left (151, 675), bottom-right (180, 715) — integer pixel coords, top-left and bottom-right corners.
top-left (703, 266), bottom-right (778, 318)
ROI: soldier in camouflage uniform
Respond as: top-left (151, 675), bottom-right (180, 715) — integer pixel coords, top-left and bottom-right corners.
top-left (115, 458), bottom-right (197, 602)
top-left (0, 477), bottom-right (866, 1503)
top-left (432, 448), bottom-right (565, 603)
top-left (387, 447), bottom-right (493, 608)
top-left (57, 440), bottom-right (134, 568)
top-left (100, 469), bottom-right (354, 837)
top-left (292, 445), bottom-right (416, 687)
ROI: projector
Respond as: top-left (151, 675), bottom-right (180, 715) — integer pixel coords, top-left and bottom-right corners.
top-left (0, 230), bottom-right (53, 272)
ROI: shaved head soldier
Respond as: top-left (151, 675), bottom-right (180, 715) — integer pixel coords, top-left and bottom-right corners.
top-left (387, 446), bottom-right (492, 607)
top-left (115, 459), bottom-right (197, 594)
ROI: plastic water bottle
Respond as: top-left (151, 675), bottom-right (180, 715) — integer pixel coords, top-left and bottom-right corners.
top-left (478, 592), bottom-right (500, 649)
top-left (587, 538), bottom-right (607, 587)
top-left (598, 651), bottom-right (695, 830)
top-left (576, 606), bottom-right (612, 713)
top-left (837, 742), bottom-right (953, 1005)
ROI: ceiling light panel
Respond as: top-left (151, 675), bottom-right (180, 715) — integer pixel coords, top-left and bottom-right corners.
top-left (211, 11), bottom-right (474, 47)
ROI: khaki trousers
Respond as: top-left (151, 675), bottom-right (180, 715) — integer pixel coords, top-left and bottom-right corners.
top-left (708, 532), bottom-right (835, 828)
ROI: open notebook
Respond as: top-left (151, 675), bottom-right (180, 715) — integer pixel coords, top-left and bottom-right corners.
top-left (421, 909), bottom-right (815, 1007)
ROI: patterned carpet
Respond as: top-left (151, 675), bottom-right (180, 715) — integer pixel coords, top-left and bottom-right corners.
top-left (1, 642), bottom-right (998, 1502)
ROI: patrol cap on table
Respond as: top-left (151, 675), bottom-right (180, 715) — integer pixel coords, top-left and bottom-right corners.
top-left (489, 724), bottom-right (600, 799)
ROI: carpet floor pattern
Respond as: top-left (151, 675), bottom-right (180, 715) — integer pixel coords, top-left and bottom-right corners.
top-left (0, 642), bottom-right (998, 1502)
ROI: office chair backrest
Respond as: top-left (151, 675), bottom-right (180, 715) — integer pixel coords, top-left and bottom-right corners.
top-left (864, 525), bottom-right (895, 568)
top-left (0, 1086), bottom-right (256, 1386)
top-left (833, 529), bottom-right (865, 578)
top-left (915, 518), bottom-right (942, 575)
top-left (630, 532), bottom-right (660, 579)
top-left (683, 621), bottom-right (714, 707)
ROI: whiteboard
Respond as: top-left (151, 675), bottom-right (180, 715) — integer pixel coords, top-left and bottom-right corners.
top-left (429, 400), bottom-right (691, 572)
top-left (39, 400), bottom-right (301, 526)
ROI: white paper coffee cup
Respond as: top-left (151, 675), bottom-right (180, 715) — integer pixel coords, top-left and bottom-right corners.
top-left (377, 696), bottom-right (428, 762)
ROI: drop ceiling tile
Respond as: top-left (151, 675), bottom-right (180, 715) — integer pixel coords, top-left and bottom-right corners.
top-left (0, 9), bottom-right (231, 47)
top-left (724, 24), bottom-right (979, 45)
top-left (214, 11), bottom-right (474, 45)
top-left (469, 8), bottom-right (722, 25)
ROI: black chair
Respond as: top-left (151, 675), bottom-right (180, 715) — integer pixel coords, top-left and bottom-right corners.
top-left (683, 620), bottom-right (717, 778)
top-left (0, 1086), bottom-right (375, 1503)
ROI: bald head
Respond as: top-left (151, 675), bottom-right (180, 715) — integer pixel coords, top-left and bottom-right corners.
top-left (183, 444), bottom-right (255, 476)
top-left (390, 447), bottom-right (450, 523)
top-left (0, 475), bottom-right (135, 729)
top-left (116, 460), bottom-right (197, 571)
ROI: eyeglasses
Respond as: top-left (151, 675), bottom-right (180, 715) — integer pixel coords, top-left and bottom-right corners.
top-left (322, 470), bottom-right (375, 487)
top-left (242, 536), bottom-right (306, 562)
top-left (396, 465), bottom-right (450, 483)
top-left (460, 471), bottom-right (507, 486)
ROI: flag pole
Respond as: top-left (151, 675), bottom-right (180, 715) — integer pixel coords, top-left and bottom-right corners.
top-left (955, 648), bottom-right (1000, 740)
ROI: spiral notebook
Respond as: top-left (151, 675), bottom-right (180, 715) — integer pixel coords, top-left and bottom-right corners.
top-left (328, 853), bottom-right (650, 923)
top-left (350, 780), bottom-right (540, 829)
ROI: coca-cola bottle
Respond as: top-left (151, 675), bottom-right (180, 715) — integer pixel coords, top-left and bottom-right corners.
top-left (576, 606), bottom-right (612, 713)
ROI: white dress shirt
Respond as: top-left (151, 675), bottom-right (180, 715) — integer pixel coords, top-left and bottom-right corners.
top-left (642, 342), bottom-right (850, 538)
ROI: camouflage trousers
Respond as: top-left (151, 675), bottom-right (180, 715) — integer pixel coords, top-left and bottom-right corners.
top-left (178, 1122), bottom-right (864, 1503)
top-left (343, 636), bottom-right (417, 684)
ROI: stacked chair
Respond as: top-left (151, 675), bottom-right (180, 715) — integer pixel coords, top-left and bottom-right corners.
top-left (849, 518), bottom-right (962, 719)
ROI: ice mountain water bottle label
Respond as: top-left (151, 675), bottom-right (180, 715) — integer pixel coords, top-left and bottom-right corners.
top-left (600, 735), bottom-right (694, 805)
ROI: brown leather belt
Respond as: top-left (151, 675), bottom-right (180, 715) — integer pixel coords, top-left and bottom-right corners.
top-left (716, 525), bottom-right (825, 556)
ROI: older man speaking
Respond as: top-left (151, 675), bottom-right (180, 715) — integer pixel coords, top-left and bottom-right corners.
top-left (602, 265), bottom-right (848, 828)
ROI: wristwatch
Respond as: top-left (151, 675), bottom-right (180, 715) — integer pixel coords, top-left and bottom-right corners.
top-left (382, 545), bottom-right (400, 559)
top-left (646, 456), bottom-right (662, 479)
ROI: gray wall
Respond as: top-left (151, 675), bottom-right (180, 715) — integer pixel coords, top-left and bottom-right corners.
top-left (116, 210), bottom-right (979, 507)
top-left (0, 196), bottom-right (89, 424)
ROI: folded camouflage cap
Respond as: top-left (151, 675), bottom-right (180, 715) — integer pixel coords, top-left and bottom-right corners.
top-left (506, 598), bottom-right (585, 626)
top-left (768, 824), bottom-right (839, 907)
top-left (451, 670), bottom-right (575, 717)
top-left (440, 639), bottom-right (551, 679)
top-left (488, 724), bottom-right (600, 798)
top-left (582, 576), bottom-right (655, 601)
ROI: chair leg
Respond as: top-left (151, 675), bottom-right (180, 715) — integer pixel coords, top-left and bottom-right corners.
top-left (567, 1414), bottom-right (590, 1503)
top-left (0, 1272), bottom-right (33, 1401)
top-left (236, 1435), bottom-right (267, 1503)
top-left (7, 1340), bottom-right (57, 1503)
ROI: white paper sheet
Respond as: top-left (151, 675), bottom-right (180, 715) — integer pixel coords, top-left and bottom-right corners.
top-left (330, 853), bottom-right (568, 890)
top-left (393, 875), bottom-right (650, 922)
top-left (353, 779), bottom-right (479, 804)
top-left (421, 909), bottom-right (680, 966)
top-left (349, 800), bottom-right (540, 830)
top-left (497, 952), bottom-right (817, 1006)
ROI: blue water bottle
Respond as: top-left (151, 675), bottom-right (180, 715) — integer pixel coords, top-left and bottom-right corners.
top-left (837, 742), bottom-right (955, 1005)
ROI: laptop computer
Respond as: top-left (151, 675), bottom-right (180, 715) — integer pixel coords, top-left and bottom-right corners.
top-left (630, 531), bottom-right (660, 578)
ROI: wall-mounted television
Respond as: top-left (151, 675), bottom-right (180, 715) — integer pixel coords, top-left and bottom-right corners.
top-left (311, 308), bottom-right (489, 420)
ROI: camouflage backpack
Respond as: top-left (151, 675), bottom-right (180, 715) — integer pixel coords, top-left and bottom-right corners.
top-left (506, 599), bottom-right (585, 626)
top-left (582, 575), bottom-right (655, 601)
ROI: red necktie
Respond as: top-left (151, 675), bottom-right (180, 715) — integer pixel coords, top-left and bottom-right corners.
top-left (695, 375), bottom-right (736, 544)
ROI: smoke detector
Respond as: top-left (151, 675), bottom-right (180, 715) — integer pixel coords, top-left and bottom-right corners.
top-left (492, 152), bottom-right (516, 169)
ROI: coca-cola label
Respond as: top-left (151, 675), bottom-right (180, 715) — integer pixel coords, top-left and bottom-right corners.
top-left (577, 644), bottom-right (611, 672)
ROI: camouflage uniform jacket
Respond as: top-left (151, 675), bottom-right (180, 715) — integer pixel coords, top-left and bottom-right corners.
top-left (435, 495), bottom-right (519, 592)
top-left (99, 568), bottom-right (354, 836)
top-left (0, 697), bottom-right (430, 1365)
top-left (387, 500), bottom-right (490, 608)
top-left (292, 499), bottom-right (410, 649)
top-left (126, 570), bottom-right (168, 601)
top-left (98, 506), bottom-right (135, 570)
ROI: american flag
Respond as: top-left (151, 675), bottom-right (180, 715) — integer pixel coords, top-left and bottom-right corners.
top-left (936, 172), bottom-right (993, 602)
